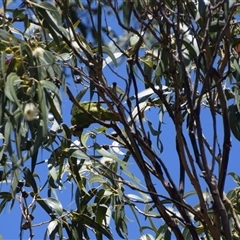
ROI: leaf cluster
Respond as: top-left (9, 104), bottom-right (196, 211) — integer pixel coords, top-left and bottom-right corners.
top-left (1, 0), bottom-right (240, 240)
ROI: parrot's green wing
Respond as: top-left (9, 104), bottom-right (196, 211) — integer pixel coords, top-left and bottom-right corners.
top-left (71, 102), bottom-right (119, 130)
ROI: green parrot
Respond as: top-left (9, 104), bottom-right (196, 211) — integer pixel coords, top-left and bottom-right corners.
top-left (71, 102), bottom-right (119, 134)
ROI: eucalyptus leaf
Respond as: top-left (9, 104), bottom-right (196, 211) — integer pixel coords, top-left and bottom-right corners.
top-left (67, 148), bottom-right (90, 160)
top-left (71, 213), bottom-right (113, 240)
top-left (140, 234), bottom-right (155, 240)
top-left (89, 175), bottom-right (106, 185)
top-left (102, 52), bottom-right (123, 69)
top-left (37, 83), bottom-right (48, 134)
top-left (130, 85), bottom-right (168, 101)
top-left (122, 0), bottom-right (132, 28)
top-left (48, 220), bottom-right (58, 238)
top-left (5, 73), bottom-right (22, 108)
top-left (23, 167), bottom-right (38, 193)
top-left (228, 104), bottom-right (240, 141)
top-left (94, 143), bottom-right (141, 184)
top-left (126, 194), bottom-right (144, 202)
top-left (44, 197), bottom-right (63, 216)
top-left (102, 47), bottom-right (122, 68)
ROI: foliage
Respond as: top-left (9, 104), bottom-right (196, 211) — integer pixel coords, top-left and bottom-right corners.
top-left (1, 0), bottom-right (240, 239)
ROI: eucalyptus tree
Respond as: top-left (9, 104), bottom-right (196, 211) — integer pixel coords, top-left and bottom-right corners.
top-left (1, 0), bottom-right (240, 239)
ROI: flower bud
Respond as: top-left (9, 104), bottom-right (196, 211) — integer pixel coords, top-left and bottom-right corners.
top-left (23, 103), bottom-right (38, 121)
top-left (32, 47), bottom-right (44, 58)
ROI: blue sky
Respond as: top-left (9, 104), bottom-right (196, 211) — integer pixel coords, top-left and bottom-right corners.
top-left (0, 1), bottom-right (240, 240)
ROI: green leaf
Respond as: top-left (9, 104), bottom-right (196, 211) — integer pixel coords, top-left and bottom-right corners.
top-left (13, 8), bottom-right (26, 18)
top-left (37, 82), bottom-right (48, 134)
top-left (39, 51), bottom-right (55, 80)
top-left (102, 52), bottom-right (122, 69)
top-left (20, 43), bottom-right (35, 76)
top-left (209, 20), bottom-right (225, 33)
top-left (140, 234), bottom-right (155, 240)
top-left (182, 36), bottom-right (198, 60)
top-left (5, 73), bottom-right (22, 108)
top-left (96, 204), bottom-right (108, 227)
top-left (89, 175), bottom-right (106, 185)
top-left (36, 7), bottom-right (61, 47)
top-left (0, 29), bottom-right (19, 45)
top-left (45, 90), bottom-right (62, 125)
top-left (4, 120), bottom-right (16, 165)
top-left (48, 220), bottom-right (59, 240)
top-left (48, 158), bottom-right (58, 182)
top-left (19, 120), bottom-right (45, 166)
top-left (235, 86), bottom-right (240, 112)
top-left (55, 52), bottom-right (72, 61)
top-left (164, 227), bottom-right (172, 240)
top-left (44, 197), bottom-right (63, 216)
top-left (83, 213), bottom-right (113, 240)
top-left (182, 227), bottom-right (191, 240)
top-left (0, 192), bottom-right (12, 200)
top-left (34, 194), bottom-right (53, 216)
top-left (126, 194), bottom-right (144, 202)
top-left (228, 104), bottom-right (240, 141)
top-left (128, 204), bottom-right (143, 235)
top-left (64, 223), bottom-right (79, 240)
top-left (226, 189), bottom-right (236, 200)
top-left (40, 2), bottom-right (61, 23)
top-left (146, 120), bottom-right (161, 136)
top-left (113, 205), bottom-right (128, 239)
top-left (140, 57), bottom-right (155, 68)
top-left (228, 172), bottom-right (240, 184)
top-left (80, 132), bottom-right (91, 148)
top-left (183, 190), bottom-right (197, 199)
top-left (232, 58), bottom-right (240, 78)
top-left (97, 2), bottom-right (102, 60)
top-left (0, 198), bottom-right (11, 214)
top-left (94, 143), bottom-right (141, 184)
top-left (0, 43), bottom-right (6, 51)
top-left (102, 46), bottom-right (121, 67)
top-left (123, 0), bottom-right (132, 28)
top-left (61, 124), bottom-right (72, 148)
top-left (78, 188), bottom-right (98, 210)
top-left (40, 80), bottom-right (61, 100)
top-left (27, 1), bottom-right (57, 11)
top-left (31, 151), bottom-right (38, 174)
top-left (23, 167), bottom-right (38, 193)
top-left (224, 88), bottom-right (235, 100)
top-left (130, 85), bottom-right (168, 101)
top-left (11, 168), bottom-right (20, 201)
top-left (70, 87), bottom-right (88, 115)
top-left (143, 59), bottom-right (153, 87)
top-left (67, 148), bottom-right (90, 160)
top-left (197, 0), bottom-right (207, 20)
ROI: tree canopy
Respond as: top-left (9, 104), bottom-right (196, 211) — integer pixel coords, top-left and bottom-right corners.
top-left (1, 0), bottom-right (240, 239)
